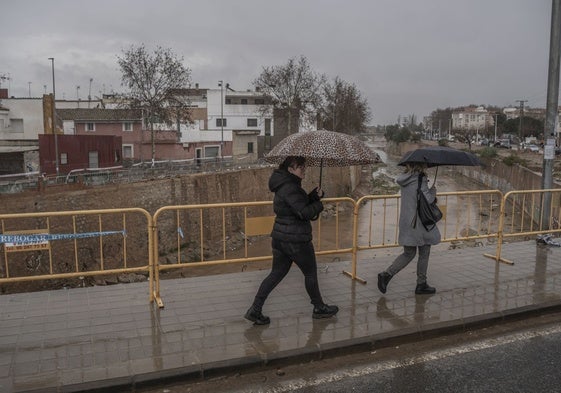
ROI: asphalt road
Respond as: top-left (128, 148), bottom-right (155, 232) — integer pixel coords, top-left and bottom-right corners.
top-left (136, 310), bottom-right (561, 393)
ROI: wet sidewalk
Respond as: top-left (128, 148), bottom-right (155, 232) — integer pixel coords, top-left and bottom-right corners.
top-left (1, 239), bottom-right (561, 393)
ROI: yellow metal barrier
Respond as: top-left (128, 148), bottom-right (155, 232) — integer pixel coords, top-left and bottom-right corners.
top-left (484, 188), bottom-right (561, 264)
top-left (151, 197), bottom-right (356, 307)
top-left (0, 208), bottom-right (154, 301)
top-left (347, 190), bottom-right (503, 283)
top-left (2, 188), bottom-right (559, 304)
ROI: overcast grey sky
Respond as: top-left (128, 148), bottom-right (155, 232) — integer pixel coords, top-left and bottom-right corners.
top-left (1, 0), bottom-right (554, 125)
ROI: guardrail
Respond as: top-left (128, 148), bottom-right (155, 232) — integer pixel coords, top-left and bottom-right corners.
top-left (346, 190), bottom-right (504, 282)
top-left (0, 208), bottom-right (154, 300)
top-left (1, 189), bottom-right (559, 307)
top-left (483, 188), bottom-right (561, 264)
top-left (0, 159), bottom-right (273, 194)
top-left (151, 197), bottom-right (356, 307)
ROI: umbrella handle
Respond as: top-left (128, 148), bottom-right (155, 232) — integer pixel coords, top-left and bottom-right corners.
top-left (433, 166), bottom-right (438, 185)
top-left (319, 159), bottom-right (323, 189)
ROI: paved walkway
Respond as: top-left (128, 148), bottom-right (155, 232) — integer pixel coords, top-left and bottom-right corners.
top-left (1, 239), bottom-right (561, 393)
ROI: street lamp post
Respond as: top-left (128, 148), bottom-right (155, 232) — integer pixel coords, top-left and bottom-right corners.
top-left (48, 57), bottom-right (60, 176)
top-left (218, 80), bottom-right (224, 158)
top-left (493, 113), bottom-right (499, 143)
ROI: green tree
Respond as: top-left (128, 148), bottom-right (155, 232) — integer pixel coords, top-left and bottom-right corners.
top-left (429, 107), bottom-right (453, 136)
top-left (117, 44), bottom-right (191, 163)
top-left (318, 76), bottom-right (371, 134)
top-left (253, 56), bottom-right (325, 135)
top-left (504, 116), bottom-right (543, 139)
top-left (384, 125), bottom-right (411, 143)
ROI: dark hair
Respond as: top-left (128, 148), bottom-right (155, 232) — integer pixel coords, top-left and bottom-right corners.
top-left (279, 156), bottom-right (306, 170)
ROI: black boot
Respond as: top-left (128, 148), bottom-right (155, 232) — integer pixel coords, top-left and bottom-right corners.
top-left (312, 304), bottom-right (339, 319)
top-left (377, 272), bottom-right (392, 294)
top-left (415, 282), bottom-right (436, 295)
top-left (244, 306), bottom-right (270, 325)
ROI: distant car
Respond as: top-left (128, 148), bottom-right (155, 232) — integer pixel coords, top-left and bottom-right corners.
top-left (526, 144), bottom-right (539, 152)
top-left (494, 139), bottom-right (512, 149)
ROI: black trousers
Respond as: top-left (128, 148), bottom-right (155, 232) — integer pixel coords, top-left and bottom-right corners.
top-left (252, 239), bottom-right (324, 310)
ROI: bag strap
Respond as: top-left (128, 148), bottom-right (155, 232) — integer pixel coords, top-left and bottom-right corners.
top-left (412, 173), bottom-right (423, 228)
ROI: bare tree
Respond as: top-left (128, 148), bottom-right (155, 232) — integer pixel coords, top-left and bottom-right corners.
top-left (319, 76), bottom-right (371, 134)
top-left (117, 44), bottom-right (191, 163)
top-left (253, 56), bottom-right (325, 135)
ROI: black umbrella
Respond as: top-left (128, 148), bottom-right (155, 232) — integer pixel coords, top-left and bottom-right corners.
top-left (398, 146), bottom-right (482, 181)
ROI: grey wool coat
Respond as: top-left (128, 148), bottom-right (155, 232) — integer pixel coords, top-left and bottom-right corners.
top-left (396, 171), bottom-right (442, 246)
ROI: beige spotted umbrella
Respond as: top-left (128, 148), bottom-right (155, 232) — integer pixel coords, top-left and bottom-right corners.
top-left (264, 129), bottom-right (380, 186)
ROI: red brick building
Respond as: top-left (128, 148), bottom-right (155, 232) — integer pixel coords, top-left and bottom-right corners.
top-left (39, 134), bottom-right (122, 175)
top-left (58, 108), bottom-right (194, 162)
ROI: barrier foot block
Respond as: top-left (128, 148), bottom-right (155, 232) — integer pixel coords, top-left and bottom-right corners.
top-left (342, 270), bottom-right (367, 284)
top-left (483, 253), bottom-right (514, 265)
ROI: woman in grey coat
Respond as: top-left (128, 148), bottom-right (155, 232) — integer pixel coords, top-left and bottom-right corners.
top-left (377, 163), bottom-right (441, 295)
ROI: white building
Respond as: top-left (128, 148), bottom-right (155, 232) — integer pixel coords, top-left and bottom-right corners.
top-left (173, 86), bottom-right (274, 160)
top-left (452, 106), bottom-right (493, 132)
top-left (0, 85), bottom-right (279, 173)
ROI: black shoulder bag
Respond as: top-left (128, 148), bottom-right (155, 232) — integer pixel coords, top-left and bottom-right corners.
top-left (413, 173), bottom-right (442, 231)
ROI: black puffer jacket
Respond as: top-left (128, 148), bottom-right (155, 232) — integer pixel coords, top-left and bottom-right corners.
top-left (269, 169), bottom-right (324, 243)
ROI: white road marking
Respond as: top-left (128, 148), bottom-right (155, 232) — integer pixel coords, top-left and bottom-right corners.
top-left (237, 324), bottom-right (561, 393)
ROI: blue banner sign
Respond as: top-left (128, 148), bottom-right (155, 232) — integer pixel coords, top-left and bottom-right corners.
top-left (1, 230), bottom-right (126, 252)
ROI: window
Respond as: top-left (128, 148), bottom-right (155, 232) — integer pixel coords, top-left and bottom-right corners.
top-left (255, 99), bottom-right (264, 105)
top-left (216, 118), bottom-right (227, 127)
top-left (225, 98), bottom-right (232, 104)
top-left (265, 119), bottom-right (272, 150)
top-left (241, 99), bottom-right (248, 105)
top-left (123, 122), bottom-right (133, 132)
top-left (85, 122), bottom-right (95, 131)
top-left (10, 119), bottom-right (23, 132)
top-left (247, 118), bottom-right (258, 127)
top-left (122, 145), bottom-right (133, 159)
top-left (205, 145), bottom-right (220, 158)
top-left (248, 142), bottom-right (254, 154)
top-left (60, 153), bottom-right (68, 165)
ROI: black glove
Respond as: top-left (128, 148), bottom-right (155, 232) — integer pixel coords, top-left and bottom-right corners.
top-left (308, 187), bottom-right (325, 201)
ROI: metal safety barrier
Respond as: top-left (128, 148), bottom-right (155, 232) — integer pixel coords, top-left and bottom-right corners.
top-left (484, 188), bottom-right (561, 265)
top-left (0, 208), bottom-right (155, 301)
top-left (346, 190), bottom-right (504, 283)
top-left (1, 188), bottom-right (560, 305)
top-left (151, 197), bottom-right (356, 307)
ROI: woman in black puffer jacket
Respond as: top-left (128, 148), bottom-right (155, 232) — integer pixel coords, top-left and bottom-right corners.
top-left (245, 156), bottom-right (339, 325)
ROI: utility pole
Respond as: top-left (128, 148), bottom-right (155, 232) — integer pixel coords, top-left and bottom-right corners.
top-left (88, 78), bottom-right (93, 108)
top-left (48, 58), bottom-right (60, 176)
top-left (218, 80), bottom-right (225, 159)
top-left (542, 0), bottom-right (561, 229)
top-left (515, 99), bottom-right (528, 140)
top-left (493, 113), bottom-right (499, 143)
